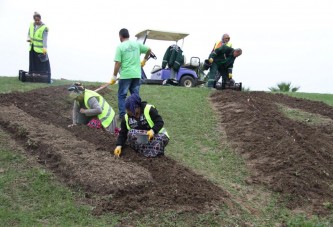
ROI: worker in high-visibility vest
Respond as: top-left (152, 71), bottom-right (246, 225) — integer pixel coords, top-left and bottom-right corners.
top-left (67, 83), bottom-right (118, 134)
top-left (206, 34), bottom-right (233, 88)
top-left (208, 46), bottom-right (242, 89)
top-left (114, 93), bottom-right (169, 158)
top-left (27, 12), bottom-right (51, 83)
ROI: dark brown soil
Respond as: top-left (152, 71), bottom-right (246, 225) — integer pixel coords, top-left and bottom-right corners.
top-left (210, 90), bottom-right (333, 215)
top-left (0, 86), bottom-right (228, 215)
top-left (1, 86), bottom-right (332, 216)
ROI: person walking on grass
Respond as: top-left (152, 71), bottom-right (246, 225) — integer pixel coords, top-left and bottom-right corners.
top-left (27, 12), bottom-right (51, 83)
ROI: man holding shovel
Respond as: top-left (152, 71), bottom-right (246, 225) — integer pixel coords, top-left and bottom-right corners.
top-left (96, 28), bottom-right (151, 122)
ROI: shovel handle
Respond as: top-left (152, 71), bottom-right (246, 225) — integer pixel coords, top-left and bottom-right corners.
top-left (94, 83), bottom-right (110, 92)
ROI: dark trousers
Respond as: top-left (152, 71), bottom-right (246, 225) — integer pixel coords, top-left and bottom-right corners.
top-left (118, 78), bottom-right (141, 117)
top-left (29, 47), bottom-right (51, 83)
top-left (207, 62), bottom-right (218, 88)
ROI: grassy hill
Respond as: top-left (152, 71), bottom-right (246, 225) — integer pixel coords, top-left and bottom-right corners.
top-left (0, 76), bottom-right (332, 226)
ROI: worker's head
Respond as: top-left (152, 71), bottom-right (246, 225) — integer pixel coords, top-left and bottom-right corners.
top-left (125, 93), bottom-right (142, 119)
top-left (68, 82), bottom-right (85, 101)
top-left (222, 34), bottom-right (230, 44)
top-left (119, 28), bottom-right (130, 42)
top-left (233, 48), bottom-right (242, 57)
top-left (33, 12), bottom-right (42, 25)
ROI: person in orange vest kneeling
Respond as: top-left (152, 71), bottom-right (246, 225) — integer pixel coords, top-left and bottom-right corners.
top-left (114, 93), bottom-right (169, 158)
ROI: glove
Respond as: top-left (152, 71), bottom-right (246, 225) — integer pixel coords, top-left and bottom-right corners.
top-left (42, 48), bottom-right (47, 54)
top-left (208, 58), bottom-right (214, 64)
top-left (228, 73), bottom-right (233, 79)
top-left (110, 75), bottom-right (117, 85)
top-left (141, 59), bottom-right (147, 67)
top-left (114, 146), bottom-right (122, 157)
top-left (147, 129), bottom-right (154, 141)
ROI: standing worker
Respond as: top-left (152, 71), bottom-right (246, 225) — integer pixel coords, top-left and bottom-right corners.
top-left (114, 93), bottom-right (169, 158)
top-left (212, 33), bottom-right (233, 50)
top-left (208, 46), bottom-right (242, 89)
top-left (206, 34), bottom-right (233, 88)
top-left (67, 82), bottom-right (117, 134)
top-left (27, 12), bottom-right (51, 83)
top-left (97, 28), bottom-right (151, 122)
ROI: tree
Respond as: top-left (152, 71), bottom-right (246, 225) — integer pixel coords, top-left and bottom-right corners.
top-left (269, 82), bottom-right (300, 92)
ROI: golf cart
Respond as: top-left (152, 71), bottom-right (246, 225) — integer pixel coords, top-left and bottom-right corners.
top-left (136, 29), bottom-right (206, 87)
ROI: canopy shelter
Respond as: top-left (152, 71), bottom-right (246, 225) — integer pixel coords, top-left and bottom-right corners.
top-left (135, 29), bottom-right (189, 46)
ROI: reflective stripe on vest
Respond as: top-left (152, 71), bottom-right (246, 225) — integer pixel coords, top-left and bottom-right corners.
top-left (29, 23), bottom-right (47, 53)
top-left (125, 104), bottom-right (169, 138)
top-left (213, 41), bottom-right (232, 50)
top-left (213, 41), bottom-right (222, 50)
top-left (83, 89), bottom-right (115, 128)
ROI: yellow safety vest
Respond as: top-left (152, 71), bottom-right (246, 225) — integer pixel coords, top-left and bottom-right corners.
top-left (29, 23), bottom-right (47, 53)
top-left (83, 89), bottom-right (115, 128)
top-left (125, 104), bottom-right (169, 138)
top-left (213, 41), bottom-right (232, 50)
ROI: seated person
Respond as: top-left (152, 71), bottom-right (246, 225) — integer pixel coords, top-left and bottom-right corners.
top-left (114, 93), bottom-right (169, 158)
top-left (68, 82), bottom-right (117, 134)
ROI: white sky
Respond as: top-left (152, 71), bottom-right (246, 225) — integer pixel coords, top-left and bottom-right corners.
top-left (0, 0), bottom-right (332, 93)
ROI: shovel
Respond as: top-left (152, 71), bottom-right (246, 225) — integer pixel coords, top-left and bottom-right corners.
top-left (94, 78), bottom-right (119, 92)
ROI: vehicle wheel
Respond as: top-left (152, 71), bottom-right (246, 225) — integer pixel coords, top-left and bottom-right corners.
top-left (180, 75), bottom-right (195, 87)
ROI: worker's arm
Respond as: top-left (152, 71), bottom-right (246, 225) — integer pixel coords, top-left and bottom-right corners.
top-left (42, 27), bottom-right (48, 48)
top-left (209, 45), bottom-right (234, 60)
top-left (113, 61), bottom-right (121, 78)
top-left (82, 97), bottom-right (102, 116)
top-left (27, 28), bottom-right (31, 42)
top-left (72, 101), bottom-right (80, 125)
top-left (149, 107), bottom-right (164, 134)
top-left (116, 119), bottom-right (128, 146)
top-left (143, 48), bottom-right (151, 60)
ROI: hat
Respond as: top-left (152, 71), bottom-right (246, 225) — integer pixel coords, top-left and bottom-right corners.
top-left (125, 93), bottom-right (141, 113)
top-left (68, 82), bottom-right (85, 94)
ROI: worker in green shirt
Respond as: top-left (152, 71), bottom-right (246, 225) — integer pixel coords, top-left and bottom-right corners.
top-left (99, 28), bottom-right (151, 122)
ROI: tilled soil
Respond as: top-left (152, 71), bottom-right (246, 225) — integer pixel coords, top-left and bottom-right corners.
top-left (1, 86), bottom-right (332, 216)
top-left (211, 90), bottom-right (333, 215)
top-left (0, 86), bottom-right (228, 215)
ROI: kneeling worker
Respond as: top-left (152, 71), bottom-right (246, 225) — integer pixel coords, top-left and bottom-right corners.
top-left (114, 93), bottom-right (169, 158)
top-left (68, 82), bottom-right (117, 134)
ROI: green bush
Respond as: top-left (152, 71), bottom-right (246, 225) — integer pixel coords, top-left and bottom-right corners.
top-left (269, 82), bottom-right (300, 92)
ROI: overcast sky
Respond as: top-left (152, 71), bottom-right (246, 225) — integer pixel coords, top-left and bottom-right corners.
top-left (0, 0), bottom-right (332, 93)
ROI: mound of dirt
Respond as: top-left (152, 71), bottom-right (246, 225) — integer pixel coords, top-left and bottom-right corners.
top-left (211, 90), bottom-right (333, 215)
top-left (0, 86), bottom-right (228, 214)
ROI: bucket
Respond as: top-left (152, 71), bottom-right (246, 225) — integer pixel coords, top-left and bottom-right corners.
top-left (137, 133), bottom-right (149, 144)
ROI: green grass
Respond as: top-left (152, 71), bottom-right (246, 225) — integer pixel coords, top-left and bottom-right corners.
top-left (0, 76), bottom-right (102, 94)
top-left (1, 76), bottom-right (332, 226)
top-left (277, 103), bottom-right (333, 126)
top-left (286, 92), bottom-right (333, 107)
top-left (0, 130), bottom-right (120, 226)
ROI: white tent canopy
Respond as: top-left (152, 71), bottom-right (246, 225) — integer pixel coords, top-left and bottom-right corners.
top-left (135, 29), bottom-right (189, 42)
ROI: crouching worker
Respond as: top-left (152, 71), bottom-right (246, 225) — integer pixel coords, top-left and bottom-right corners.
top-left (67, 82), bottom-right (117, 134)
top-left (114, 93), bottom-right (169, 158)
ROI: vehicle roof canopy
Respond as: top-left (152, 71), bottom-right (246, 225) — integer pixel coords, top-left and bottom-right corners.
top-left (135, 29), bottom-right (189, 42)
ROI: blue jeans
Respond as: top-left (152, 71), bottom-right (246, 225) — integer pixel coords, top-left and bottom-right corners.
top-left (118, 78), bottom-right (141, 117)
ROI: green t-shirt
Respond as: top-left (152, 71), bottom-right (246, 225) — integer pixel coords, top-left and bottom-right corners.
top-left (114, 40), bottom-right (149, 79)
